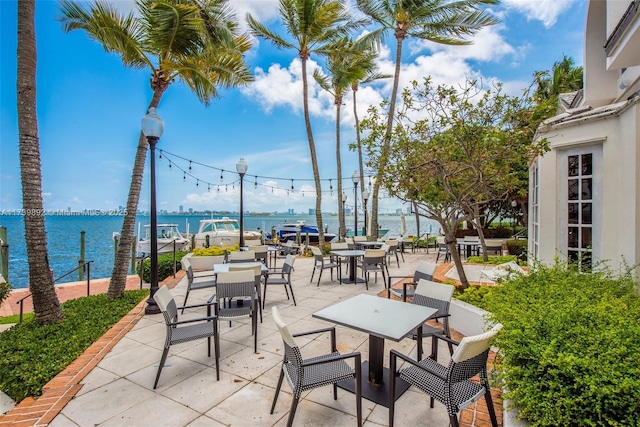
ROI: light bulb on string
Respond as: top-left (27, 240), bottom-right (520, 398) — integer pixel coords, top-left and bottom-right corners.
top-left (254, 177), bottom-right (257, 189)
top-left (220, 171), bottom-right (224, 182)
top-left (158, 152), bottom-right (162, 161)
top-left (290, 179), bottom-right (294, 193)
top-left (225, 185), bottom-right (228, 192)
top-left (207, 184), bottom-right (210, 192)
top-left (329, 179), bottom-right (333, 195)
top-left (217, 185), bottom-right (220, 193)
top-left (196, 179), bottom-right (199, 188)
top-left (169, 162), bottom-right (172, 170)
top-left (183, 172), bottom-right (186, 182)
top-left (189, 161), bottom-right (192, 171)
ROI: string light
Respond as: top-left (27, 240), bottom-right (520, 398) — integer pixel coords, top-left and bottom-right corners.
top-left (158, 153), bottom-right (162, 161)
top-left (329, 179), bottom-right (333, 195)
top-left (291, 179), bottom-right (294, 193)
top-left (220, 171), bottom-right (224, 182)
top-left (196, 179), bottom-right (199, 188)
top-left (189, 161), bottom-right (192, 171)
top-left (254, 177), bottom-right (257, 189)
top-left (217, 185), bottom-right (220, 193)
top-left (183, 172), bottom-right (186, 181)
top-left (207, 184), bottom-right (210, 192)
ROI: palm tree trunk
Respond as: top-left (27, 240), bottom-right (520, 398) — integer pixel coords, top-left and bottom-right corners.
top-left (336, 98), bottom-right (344, 240)
top-left (300, 56), bottom-right (325, 247)
top-left (107, 90), bottom-right (164, 299)
top-left (17, 0), bottom-right (63, 323)
top-left (371, 36), bottom-right (404, 238)
top-left (353, 84), bottom-right (365, 199)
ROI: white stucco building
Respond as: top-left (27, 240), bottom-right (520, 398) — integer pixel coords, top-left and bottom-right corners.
top-left (530, 0), bottom-right (640, 270)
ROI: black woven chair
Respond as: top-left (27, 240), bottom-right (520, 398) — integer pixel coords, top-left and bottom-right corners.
top-left (263, 254), bottom-right (296, 309)
top-left (387, 260), bottom-right (437, 301)
top-left (153, 285), bottom-right (220, 389)
top-left (182, 265), bottom-right (218, 313)
top-left (270, 306), bottom-right (362, 427)
top-left (309, 246), bottom-right (340, 285)
top-left (357, 249), bottom-right (388, 290)
top-left (212, 270), bottom-right (259, 353)
top-left (389, 324), bottom-right (502, 427)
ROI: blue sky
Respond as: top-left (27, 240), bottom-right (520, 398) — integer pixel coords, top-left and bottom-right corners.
top-left (0, 0), bottom-right (586, 214)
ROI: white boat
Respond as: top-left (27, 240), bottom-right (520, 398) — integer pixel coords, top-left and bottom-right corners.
top-left (270, 220), bottom-right (337, 244)
top-left (136, 223), bottom-right (191, 254)
top-left (194, 217), bottom-right (261, 248)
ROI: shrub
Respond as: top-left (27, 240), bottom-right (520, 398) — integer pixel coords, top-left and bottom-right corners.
top-left (466, 254), bottom-right (522, 265)
top-left (191, 245), bottom-right (229, 256)
top-left (0, 289), bottom-right (148, 402)
top-left (485, 263), bottom-right (640, 426)
top-left (0, 281), bottom-right (10, 305)
top-left (138, 251), bottom-right (189, 283)
top-left (506, 239), bottom-right (527, 258)
top-left (453, 285), bottom-right (493, 311)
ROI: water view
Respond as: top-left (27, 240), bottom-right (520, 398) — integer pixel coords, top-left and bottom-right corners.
top-left (0, 213), bottom-right (438, 289)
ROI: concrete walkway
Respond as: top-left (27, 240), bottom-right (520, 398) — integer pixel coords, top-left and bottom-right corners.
top-left (1, 251), bottom-right (502, 426)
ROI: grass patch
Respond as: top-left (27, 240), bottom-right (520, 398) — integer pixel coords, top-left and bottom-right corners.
top-left (466, 254), bottom-right (522, 265)
top-left (0, 313), bottom-right (34, 324)
top-left (0, 289), bottom-right (148, 403)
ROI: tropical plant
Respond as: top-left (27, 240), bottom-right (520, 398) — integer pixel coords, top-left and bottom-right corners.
top-left (360, 78), bottom-right (547, 287)
top-left (486, 262), bottom-right (640, 426)
top-left (314, 35), bottom-right (384, 239)
top-left (58, 0), bottom-right (253, 299)
top-left (247, 0), bottom-right (367, 246)
top-left (356, 0), bottom-right (499, 239)
top-left (18, 0), bottom-right (64, 323)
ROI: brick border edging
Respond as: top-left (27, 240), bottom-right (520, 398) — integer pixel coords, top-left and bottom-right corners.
top-left (0, 299), bottom-right (146, 427)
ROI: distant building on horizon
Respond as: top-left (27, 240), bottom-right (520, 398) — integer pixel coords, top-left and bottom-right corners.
top-left (179, 205), bottom-right (183, 213)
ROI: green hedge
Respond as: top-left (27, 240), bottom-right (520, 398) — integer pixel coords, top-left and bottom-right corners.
top-left (138, 251), bottom-right (189, 283)
top-left (0, 290), bottom-right (148, 402)
top-left (485, 263), bottom-right (640, 426)
top-left (0, 281), bottom-right (10, 305)
top-left (506, 239), bottom-right (527, 258)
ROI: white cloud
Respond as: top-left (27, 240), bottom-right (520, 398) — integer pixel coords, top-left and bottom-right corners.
top-left (412, 25), bottom-right (515, 62)
top-left (501, 0), bottom-right (575, 28)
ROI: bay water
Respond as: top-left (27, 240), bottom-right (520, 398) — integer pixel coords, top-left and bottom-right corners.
top-left (0, 213), bottom-right (438, 289)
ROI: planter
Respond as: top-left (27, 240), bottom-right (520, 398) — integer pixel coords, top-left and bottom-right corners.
top-left (180, 253), bottom-right (222, 273)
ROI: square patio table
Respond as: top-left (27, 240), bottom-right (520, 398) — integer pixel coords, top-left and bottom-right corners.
top-left (313, 294), bottom-right (437, 407)
top-left (329, 249), bottom-right (365, 284)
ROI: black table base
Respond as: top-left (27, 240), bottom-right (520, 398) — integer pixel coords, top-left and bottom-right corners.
top-left (337, 361), bottom-right (411, 407)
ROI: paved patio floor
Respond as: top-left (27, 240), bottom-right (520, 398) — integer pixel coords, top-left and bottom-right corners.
top-left (4, 250), bottom-right (502, 426)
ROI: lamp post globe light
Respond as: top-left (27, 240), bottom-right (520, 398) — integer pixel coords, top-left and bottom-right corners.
top-left (511, 200), bottom-right (518, 236)
top-left (141, 107), bottom-right (164, 315)
top-left (362, 189), bottom-right (370, 237)
top-left (342, 192), bottom-right (348, 239)
top-left (236, 158), bottom-right (248, 248)
top-left (351, 171), bottom-right (360, 237)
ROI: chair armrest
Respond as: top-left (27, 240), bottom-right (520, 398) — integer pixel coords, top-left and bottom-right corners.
top-left (390, 349), bottom-right (447, 381)
top-left (301, 351), bottom-right (361, 368)
top-left (179, 301), bottom-right (217, 311)
top-left (430, 333), bottom-right (459, 347)
top-left (293, 326), bottom-right (337, 352)
top-left (169, 315), bottom-right (217, 326)
top-left (292, 326), bottom-right (336, 338)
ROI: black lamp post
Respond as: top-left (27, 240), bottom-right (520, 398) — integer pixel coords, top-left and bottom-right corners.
top-left (351, 171), bottom-right (360, 237)
top-left (342, 191), bottom-right (347, 239)
top-left (362, 189), bottom-right (370, 237)
top-left (236, 158), bottom-right (248, 248)
top-left (141, 107), bottom-right (164, 315)
top-left (511, 200), bottom-right (518, 236)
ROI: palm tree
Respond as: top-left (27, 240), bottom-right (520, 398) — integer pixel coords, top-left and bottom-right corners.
top-left (247, 0), bottom-right (367, 247)
top-left (18, 0), bottom-right (64, 323)
top-left (348, 43), bottom-right (389, 209)
top-left (356, 0), bottom-right (499, 238)
top-left (58, 0), bottom-right (253, 299)
top-left (534, 54), bottom-right (583, 105)
top-left (314, 36), bottom-right (387, 238)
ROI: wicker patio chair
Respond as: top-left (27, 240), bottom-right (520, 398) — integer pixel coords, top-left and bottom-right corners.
top-left (389, 324), bottom-right (502, 427)
top-left (153, 285), bottom-right (220, 389)
top-left (270, 306), bottom-right (362, 427)
top-left (309, 246), bottom-right (340, 285)
top-left (357, 249), bottom-right (388, 290)
top-left (262, 254), bottom-right (296, 309)
top-left (387, 260), bottom-right (437, 301)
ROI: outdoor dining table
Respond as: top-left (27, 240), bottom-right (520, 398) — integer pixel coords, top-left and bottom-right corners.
top-left (355, 241), bottom-right (385, 249)
top-left (329, 249), bottom-right (365, 284)
top-left (213, 262), bottom-right (269, 311)
top-left (313, 294), bottom-right (437, 407)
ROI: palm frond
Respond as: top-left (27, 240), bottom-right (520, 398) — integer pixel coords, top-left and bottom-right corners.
top-left (58, 0), bottom-right (150, 69)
